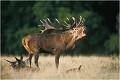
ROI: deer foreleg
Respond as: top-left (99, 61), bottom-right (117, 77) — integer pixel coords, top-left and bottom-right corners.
top-left (55, 54), bottom-right (60, 69)
top-left (34, 53), bottom-right (39, 68)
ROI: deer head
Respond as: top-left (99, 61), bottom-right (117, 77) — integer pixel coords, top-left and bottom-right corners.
top-left (4, 55), bottom-right (29, 70)
top-left (4, 59), bottom-right (17, 68)
top-left (69, 16), bottom-right (86, 38)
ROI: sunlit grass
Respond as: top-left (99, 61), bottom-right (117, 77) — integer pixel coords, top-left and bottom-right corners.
top-left (1, 55), bottom-right (119, 79)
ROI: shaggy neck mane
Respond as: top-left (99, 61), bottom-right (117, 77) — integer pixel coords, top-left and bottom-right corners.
top-left (61, 32), bottom-right (76, 49)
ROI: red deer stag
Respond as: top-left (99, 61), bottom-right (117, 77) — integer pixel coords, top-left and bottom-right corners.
top-left (4, 55), bottom-right (29, 71)
top-left (22, 16), bottom-right (86, 69)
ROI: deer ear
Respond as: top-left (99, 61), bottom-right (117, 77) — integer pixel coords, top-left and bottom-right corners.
top-left (20, 55), bottom-right (23, 61)
top-left (15, 57), bottom-right (19, 61)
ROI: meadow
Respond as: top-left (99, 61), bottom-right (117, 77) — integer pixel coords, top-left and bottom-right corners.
top-left (1, 55), bottom-right (119, 80)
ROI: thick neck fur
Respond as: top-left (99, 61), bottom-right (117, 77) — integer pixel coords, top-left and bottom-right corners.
top-left (61, 32), bottom-right (76, 49)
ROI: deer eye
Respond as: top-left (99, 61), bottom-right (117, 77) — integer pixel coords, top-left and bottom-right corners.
top-left (73, 28), bottom-right (77, 30)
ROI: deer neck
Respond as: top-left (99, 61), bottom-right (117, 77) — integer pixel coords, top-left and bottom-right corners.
top-left (61, 32), bottom-right (77, 49)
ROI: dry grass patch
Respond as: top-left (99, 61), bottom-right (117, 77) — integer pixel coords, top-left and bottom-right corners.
top-left (1, 55), bottom-right (119, 80)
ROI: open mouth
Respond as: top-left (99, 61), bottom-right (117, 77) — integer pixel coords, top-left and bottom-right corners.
top-left (82, 27), bottom-right (86, 36)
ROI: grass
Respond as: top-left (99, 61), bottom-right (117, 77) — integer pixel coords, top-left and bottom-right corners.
top-left (0, 55), bottom-right (119, 80)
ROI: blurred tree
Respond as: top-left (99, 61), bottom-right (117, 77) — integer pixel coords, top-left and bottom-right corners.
top-left (104, 14), bottom-right (119, 54)
top-left (1, 1), bottom-right (119, 55)
top-left (1, 1), bottom-right (36, 55)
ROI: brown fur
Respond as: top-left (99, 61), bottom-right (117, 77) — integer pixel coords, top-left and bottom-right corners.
top-left (22, 26), bottom-right (85, 69)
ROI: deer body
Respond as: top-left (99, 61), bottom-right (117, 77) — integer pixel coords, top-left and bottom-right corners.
top-left (22, 32), bottom-right (75, 53)
top-left (5, 56), bottom-right (27, 71)
top-left (5, 56), bottom-right (39, 72)
top-left (22, 16), bottom-right (86, 69)
top-left (22, 32), bottom-right (78, 68)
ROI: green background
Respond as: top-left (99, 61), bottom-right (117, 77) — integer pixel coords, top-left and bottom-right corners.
top-left (1, 1), bottom-right (119, 56)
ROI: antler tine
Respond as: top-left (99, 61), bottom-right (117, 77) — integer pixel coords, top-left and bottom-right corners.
top-left (39, 18), bottom-right (57, 34)
top-left (43, 19), bottom-right (49, 26)
top-left (55, 18), bottom-right (60, 24)
top-left (40, 20), bottom-right (43, 24)
top-left (64, 21), bottom-right (69, 25)
top-left (79, 17), bottom-right (85, 27)
top-left (39, 20), bottom-right (46, 33)
top-left (4, 59), bottom-right (12, 63)
top-left (41, 19), bottom-right (49, 27)
top-left (71, 17), bottom-right (77, 28)
top-left (83, 18), bottom-right (85, 22)
top-left (20, 55), bottom-right (23, 61)
top-left (66, 17), bottom-right (70, 21)
top-left (77, 16), bottom-right (84, 27)
top-left (40, 27), bottom-right (47, 34)
top-left (79, 16), bottom-right (82, 22)
top-left (40, 19), bottom-right (47, 30)
top-left (63, 17), bottom-right (76, 29)
top-left (72, 17), bottom-right (75, 21)
top-left (55, 18), bottom-right (66, 30)
top-left (78, 16), bottom-right (82, 26)
top-left (47, 18), bottom-right (52, 25)
top-left (40, 28), bottom-right (46, 34)
top-left (44, 19), bottom-right (55, 29)
top-left (15, 57), bottom-right (19, 61)
top-left (64, 21), bottom-right (71, 28)
top-left (63, 24), bottom-right (68, 27)
top-left (40, 20), bottom-right (45, 26)
top-left (38, 25), bottom-right (43, 27)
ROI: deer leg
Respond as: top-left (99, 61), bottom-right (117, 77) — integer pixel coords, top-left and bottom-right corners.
top-left (34, 53), bottom-right (39, 68)
top-left (29, 54), bottom-right (33, 68)
top-left (55, 54), bottom-right (60, 69)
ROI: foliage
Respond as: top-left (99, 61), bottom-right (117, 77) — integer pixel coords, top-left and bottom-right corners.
top-left (104, 15), bottom-right (119, 55)
top-left (104, 34), bottom-right (119, 54)
top-left (1, 1), bottom-right (119, 55)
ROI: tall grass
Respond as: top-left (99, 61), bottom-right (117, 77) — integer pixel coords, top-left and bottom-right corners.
top-left (1, 55), bottom-right (119, 80)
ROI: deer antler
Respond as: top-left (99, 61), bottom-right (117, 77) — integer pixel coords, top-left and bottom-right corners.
top-left (38, 16), bottom-right (85, 34)
top-left (39, 18), bottom-right (66, 34)
top-left (77, 16), bottom-right (85, 27)
top-left (38, 18), bottom-right (56, 34)
top-left (55, 18), bottom-right (60, 24)
top-left (4, 59), bottom-right (12, 63)
top-left (47, 18), bottom-right (52, 25)
top-left (71, 17), bottom-right (77, 28)
top-left (40, 19), bottom-right (55, 29)
top-left (63, 17), bottom-right (77, 29)
top-left (62, 17), bottom-right (71, 29)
